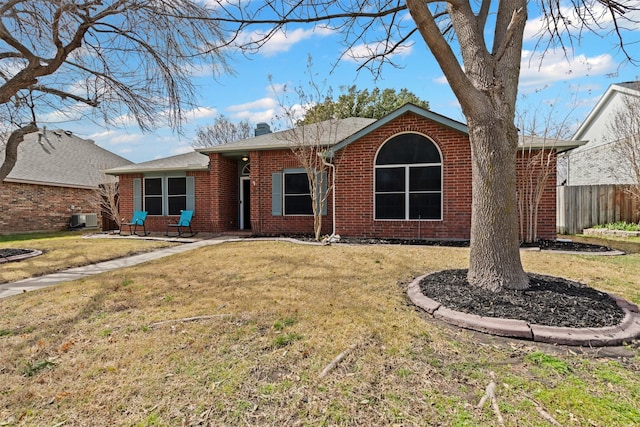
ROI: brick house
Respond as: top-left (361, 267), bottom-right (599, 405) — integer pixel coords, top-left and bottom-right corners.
top-left (108, 104), bottom-right (570, 240)
top-left (1, 129), bottom-right (132, 233)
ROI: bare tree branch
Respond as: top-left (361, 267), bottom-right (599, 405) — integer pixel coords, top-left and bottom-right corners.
top-left (0, 0), bottom-right (228, 177)
top-left (0, 122), bottom-right (37, 181)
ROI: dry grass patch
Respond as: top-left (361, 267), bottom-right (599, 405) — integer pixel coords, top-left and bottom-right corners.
top-left (0, 234), bottom-right (178, 284)
top-left (0, 241), bottom-right (639, 426)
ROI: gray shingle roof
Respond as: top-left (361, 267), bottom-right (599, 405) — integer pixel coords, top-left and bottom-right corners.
top-left (1, 129), bottom-right (132, 189)
top-left (617, 81), bottom-right (640, 92)
top-left (104, 150), bottom-right (209, 175)
top-left (196, 117), bottom-right (377, 155)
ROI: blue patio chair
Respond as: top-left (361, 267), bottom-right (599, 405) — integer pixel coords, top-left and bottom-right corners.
top-left (166, 210), bottom-right (195, 237)
top-left (120, 211), bottom-right (148, 236)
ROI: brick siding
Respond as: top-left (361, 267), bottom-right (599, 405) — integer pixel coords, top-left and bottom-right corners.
top-left (334, 112), bottom-right (473, 239)
top-left (0, 181), bottom-right (102, 233)
top-left (249, 149), bottom-right (330, 236)
top-left (116, 112), bottom-right (557, 240)
top-left (516, 149), bottom-right (557, 240)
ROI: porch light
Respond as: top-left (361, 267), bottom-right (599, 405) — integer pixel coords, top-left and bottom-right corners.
top-left (241, 155), bottom-right (249, 162)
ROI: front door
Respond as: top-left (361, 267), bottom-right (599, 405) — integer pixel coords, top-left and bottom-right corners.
top-left (240, 177), bottom-right (251, 230)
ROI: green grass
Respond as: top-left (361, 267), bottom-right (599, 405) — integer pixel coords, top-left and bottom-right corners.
top-left (593, 221), bottom-right (640, 231)
top-left (0, 230), bottom-right (87, 242)
top-left (526, 351), bottom-right (573, 375)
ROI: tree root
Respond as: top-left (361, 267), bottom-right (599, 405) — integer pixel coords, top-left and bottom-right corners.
top-left (476, 374), bottom-right (562, 426)
top-left (319, 343), bottom-right (358, 379)
top-left (476, 373), bottom-right (505, 426)
top-left (528, 396), bottom-right (562, 426)
top-left (148, 314), bottom-right (232, 328)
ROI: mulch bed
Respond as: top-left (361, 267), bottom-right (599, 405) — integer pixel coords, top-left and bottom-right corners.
top-left (419, 269), bottom-right (625, 328)
top-left (339, 237), bottom-right (615, 252)
top-left (0, 248), bottom-right (33, 259)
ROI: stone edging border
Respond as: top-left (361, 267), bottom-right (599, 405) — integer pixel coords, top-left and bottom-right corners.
top-left (407, 273), bottom-right (640, 347)
top-left (0, 249), bottom-right (43, 264)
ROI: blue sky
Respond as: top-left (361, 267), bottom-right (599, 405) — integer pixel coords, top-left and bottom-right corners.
top-left (56, 3), bottom-right (639, 163)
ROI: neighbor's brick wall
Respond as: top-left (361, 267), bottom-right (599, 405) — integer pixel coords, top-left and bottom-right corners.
top-left (0, 181), bottom-right (102, 234)
top-left (334, 111), bottom-right (473, 239)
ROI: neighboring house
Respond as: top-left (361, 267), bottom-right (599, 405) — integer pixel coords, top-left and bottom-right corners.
top-left (107, 104), bottom-right (575, 240)
top-left (563, 81), bottom-right (640, 186)
top-left (0, 129), bottom-right (132, 233)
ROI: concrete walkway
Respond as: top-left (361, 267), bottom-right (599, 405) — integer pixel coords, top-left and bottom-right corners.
top-left (0, 236), bottom-right (318, 299)
top-left (0, 238), bottom-right (235, 299)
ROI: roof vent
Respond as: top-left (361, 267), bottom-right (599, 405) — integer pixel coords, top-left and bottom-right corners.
top-left (255, 122), bottom-right (272, 136)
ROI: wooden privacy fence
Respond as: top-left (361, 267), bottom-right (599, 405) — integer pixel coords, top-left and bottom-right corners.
top-left (557, 185), bottom-right (640, 234)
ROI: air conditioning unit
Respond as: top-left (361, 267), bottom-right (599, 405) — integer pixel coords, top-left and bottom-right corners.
top-left (70, 213), bottom-right (98, 228)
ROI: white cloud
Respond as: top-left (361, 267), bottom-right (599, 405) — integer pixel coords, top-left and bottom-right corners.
top-left (88, 130), bottom-right (116, 139)
top-left (38, 102), bottom-right (93, 125)
top-left (519, 50), bottom-right (616, 87)
top-left (0, 57), bottom-right (26, 79)
top-left (103, 132), bottom-right (145, 145)
top-left (433, 75), bottom-right (448, 85)
top-left (170, 145), bottom-right (195, 156)
top-left (200, 0), bottom-right (238, 9)
top-left (231, 108), bottom-right (278, 124)
top-left (238, 26), bottom-right (334, 57)
top-left (524, 1), bottom-right (640, 42)
top-left (344, 41), bottom-right (413, 63)
top-left (267, 82), bottom-right (287, 97)
top-left (227, 97), bottom-right (278, 112)
top-left (184, 106), bottom-right (218, 121)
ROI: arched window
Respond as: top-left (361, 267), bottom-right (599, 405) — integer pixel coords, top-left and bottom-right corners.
top-left (374, 133), bottom-right (442, 220)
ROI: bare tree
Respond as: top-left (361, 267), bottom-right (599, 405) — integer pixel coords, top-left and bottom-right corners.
top-left (95, 181), bottom-right (121, 231)
top-left (192, 115), bottom-right (253, 148)
top-left (0, 0), bottom-right (228, 181)
top-left (217, 0), bottom-right (639, 291)
top-left (608, 93), bottom-right (640, 218)
top-left (272, 70), bottom-right (339, 241)
top-left (516, 100), bottom-right (577, 243)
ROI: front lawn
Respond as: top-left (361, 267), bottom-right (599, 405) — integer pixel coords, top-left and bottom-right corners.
top-left (0, 232), bottom-right (178, 284)
top-left (0, 241), bottom-right (639, 426)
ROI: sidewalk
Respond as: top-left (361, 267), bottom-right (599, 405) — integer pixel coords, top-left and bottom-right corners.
top-left (0, 236), bottom-right (316, 299)
top-left (0, 238), bottom-right (233, 299)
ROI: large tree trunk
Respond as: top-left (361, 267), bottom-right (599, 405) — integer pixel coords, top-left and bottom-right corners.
top-left (406, 0), bottom-right (529, 292)
top-left (467, 116), bottom-right (529, 291)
